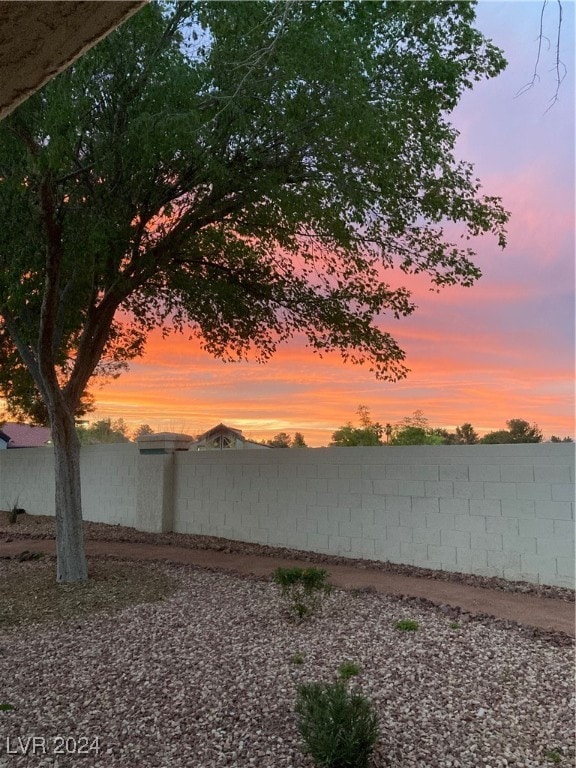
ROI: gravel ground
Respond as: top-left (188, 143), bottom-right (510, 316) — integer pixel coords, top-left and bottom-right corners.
top-left (0, 562), bottom-right (574, 768)
top-left (1, 513), bottom-right (574, 767)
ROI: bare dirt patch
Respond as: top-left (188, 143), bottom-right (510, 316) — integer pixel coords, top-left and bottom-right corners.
top-left (0, 556), bottom-right (180, 628)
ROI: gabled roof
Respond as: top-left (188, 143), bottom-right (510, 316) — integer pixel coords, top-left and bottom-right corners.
top-left (0, 430), bottom-right (10, 445)
top-left (195, 423), bottom-right (245, 442)
top-left (1, 422), bottom-right (52, 448)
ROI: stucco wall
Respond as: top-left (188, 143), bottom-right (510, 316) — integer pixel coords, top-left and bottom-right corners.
top-left (1, 442), bottom-right (573, 588)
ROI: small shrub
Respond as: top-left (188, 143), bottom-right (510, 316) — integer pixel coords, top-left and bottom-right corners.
top-left (296, 680), bottom-right (378, 768)
top-left (394, 619), bottom-right (419, 632)
top-left (545, 750), bottom-right (562, 764)
top-left (291, 651), bottom-right (305, 665)
top-left (273, 566), bottom-right (332, 621)
top-left (338, 661), bottom-right (361, 681)
top-left (449, 622), bottom-right (460, 630)
top-left (0, 703), bottom-right (15, 711)
top-left (8, 498), bottom-right (24, 525)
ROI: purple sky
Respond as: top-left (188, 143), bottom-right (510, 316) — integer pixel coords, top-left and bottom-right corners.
top-left (93, 1), bottom-right (575, 445)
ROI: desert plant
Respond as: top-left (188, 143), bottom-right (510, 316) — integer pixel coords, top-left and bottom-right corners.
top-left (338, 661), bottom-right (361, 682)
top-left (7, 496), bottom-right (24, 524)
top-left (273, 567), bottom-right (332, 621)
top-left (291, 651), bottom-right (305, 665)
top-left (0, 703), bottom-right (14, 711)
top-left (296, 679), bottom-right (378, 768)
top-left (394, 619), bottom-right (419, 632)
top-left (545, 750), bottom-right (562, 764)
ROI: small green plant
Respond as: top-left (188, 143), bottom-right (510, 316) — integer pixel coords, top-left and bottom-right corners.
top-left (273, 566), bottom-right (332, 621)
top-left (449, 621), bottom-right (460, 630)
top-left (394, 618), bottom-right (419, 632)
top-left (0, 703), bottom-right (15, 711)
top-left (296, 679), bottom-right (378, 768)
top-left (291, 651), bottom-right (305, 665)
top-left (545, 750), bottom-right (562, 764)
top-left (338, 661), bottom-right (361, 682)
top-left (7, 496), bottom-right (23, 525)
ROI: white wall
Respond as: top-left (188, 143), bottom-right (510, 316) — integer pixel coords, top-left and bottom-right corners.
top-left (172, 444), bottom-right (575, 588)
top-left (1, 442), bottom-right (574, 588)
top-left (0, 444), bottom-right (137, 527)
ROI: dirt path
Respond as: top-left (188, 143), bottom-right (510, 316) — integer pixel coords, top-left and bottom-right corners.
top-left (1, 537), bottom-right (573, 637)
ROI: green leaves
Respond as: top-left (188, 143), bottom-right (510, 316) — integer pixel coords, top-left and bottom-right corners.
top-left (0, 0), bottom-right (509, 417)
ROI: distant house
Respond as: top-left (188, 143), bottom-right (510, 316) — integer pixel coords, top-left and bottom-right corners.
top-left (0, 422), bottom-right (52, 449)
top-left (190, 423), bottom-right (269, 451)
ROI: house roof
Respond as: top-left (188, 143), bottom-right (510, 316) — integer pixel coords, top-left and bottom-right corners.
top-left (0, 1), bottom-right (146, 120)
top-left (1, 422), bottom-right (52, 448)
top-left (195, 423), bottom-right (245, 442)
top-left (0, 431), bottom-right (10, 445)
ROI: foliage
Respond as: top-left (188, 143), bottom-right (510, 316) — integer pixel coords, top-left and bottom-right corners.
top-left (273, 566), bottom-right (332, 621)
top-left (0, 329), bottom-right (95, 426)
top-left (391, 411), bottom-right (444, 445)
top-left (338, 661), bottom-right (362, 682)
top-left (266, 432), bottom-right (293, 448)
top-left (455, 423), bottom-right (480, 444)
top-left (266, 431), bottom-right (308, 448)
top-left (331, 406), bottom-right (384, 447)
top-left (481, 419), bottom-right (543, 444)
top-left (291, 651), bottom-right (305, 665)
top-left (133, 423), bottom-right (154, 440)
top-left (76, 418), bottom-right (130, 445)
top-left (295, 679), bottom-right (378, 768)
top-left (0, 0), bottom-right (508, 580)
top-left (292, 432), bottom-right (308, 448)
top-left (550, 435), bottom-right (573, 443)
top-left (394, 619), bottom-right (420, 632)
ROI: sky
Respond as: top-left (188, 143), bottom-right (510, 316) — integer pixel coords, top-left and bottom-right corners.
top-left (89, 1), bottom-right (575, 446)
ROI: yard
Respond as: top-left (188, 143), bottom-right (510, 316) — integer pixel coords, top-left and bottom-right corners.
top-left (0, 552), bottom-right (573, 768)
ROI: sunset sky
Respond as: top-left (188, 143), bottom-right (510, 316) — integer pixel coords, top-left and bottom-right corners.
top-left (90, 1), bottom-right (575, 446)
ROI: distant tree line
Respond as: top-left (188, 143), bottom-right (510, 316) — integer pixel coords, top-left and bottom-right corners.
top-left (329, 406), bottom-right (572, 446)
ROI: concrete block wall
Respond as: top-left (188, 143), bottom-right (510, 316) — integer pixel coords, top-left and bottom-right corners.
top-left (173, 444), bottom-right (575, 588)
top-left (0, 447), bottom-right (56, 515)
top-left (0, 444), bottom-right (137, 527)
top-left (79, 444), bottom-right (138, 526)
top-left (1, 441), bottom-right (574, 587)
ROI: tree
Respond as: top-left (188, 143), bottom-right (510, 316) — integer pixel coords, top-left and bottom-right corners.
top-left (267, 432), bottom-right (292, 449)
top-left (77, 418), bottom-right (130, 445)
top-left (133, 423), bottom-right (154, 440)
top-left (550, 435), bottom-right (573, 443)
top-left (0, 327), bottom-right (95, 426)
top-left (0, 2), bottom-right (508, 581)
top-left (455, 423), bottom-right (479, 445)
top-left (291, 432), bottom-right (307, 448)
top-left (331, 405), bottom-right (384, 447)
top-left (481, 419), bottom-right (543, 444)
top-left (391, 410), bottom-right (444, 445)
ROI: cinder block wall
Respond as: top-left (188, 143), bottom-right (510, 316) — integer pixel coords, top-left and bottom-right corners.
top-left (173, 444), bottom-right (575, 588)
top-left (80, 444), bottom-right (138, 526)
top-left (1, 442), bottom-right (574, 587)
top-left (0, 447), bottom-right (55, 515)
top-left (0, 444), bottom-right (137, 527)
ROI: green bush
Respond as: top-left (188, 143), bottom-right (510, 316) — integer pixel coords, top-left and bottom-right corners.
top-left (394, 618), bottom-right (419, 632)
top-left (296, 680), bottom-right (378, 768)
top-left (273, 566), bottom-right (332, 621)
top-left (338, 661), bottom-right (361, 682)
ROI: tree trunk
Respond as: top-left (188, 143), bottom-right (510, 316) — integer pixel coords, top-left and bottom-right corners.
top-left (49, 406), bottom-right (88, 583)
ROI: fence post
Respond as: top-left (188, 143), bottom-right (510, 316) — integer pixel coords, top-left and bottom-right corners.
top-left (136, 433), bottom-right (194, 533)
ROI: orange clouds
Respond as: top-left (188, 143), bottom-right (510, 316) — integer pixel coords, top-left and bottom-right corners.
top-left (89, 320), bottom-right (574, 446)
